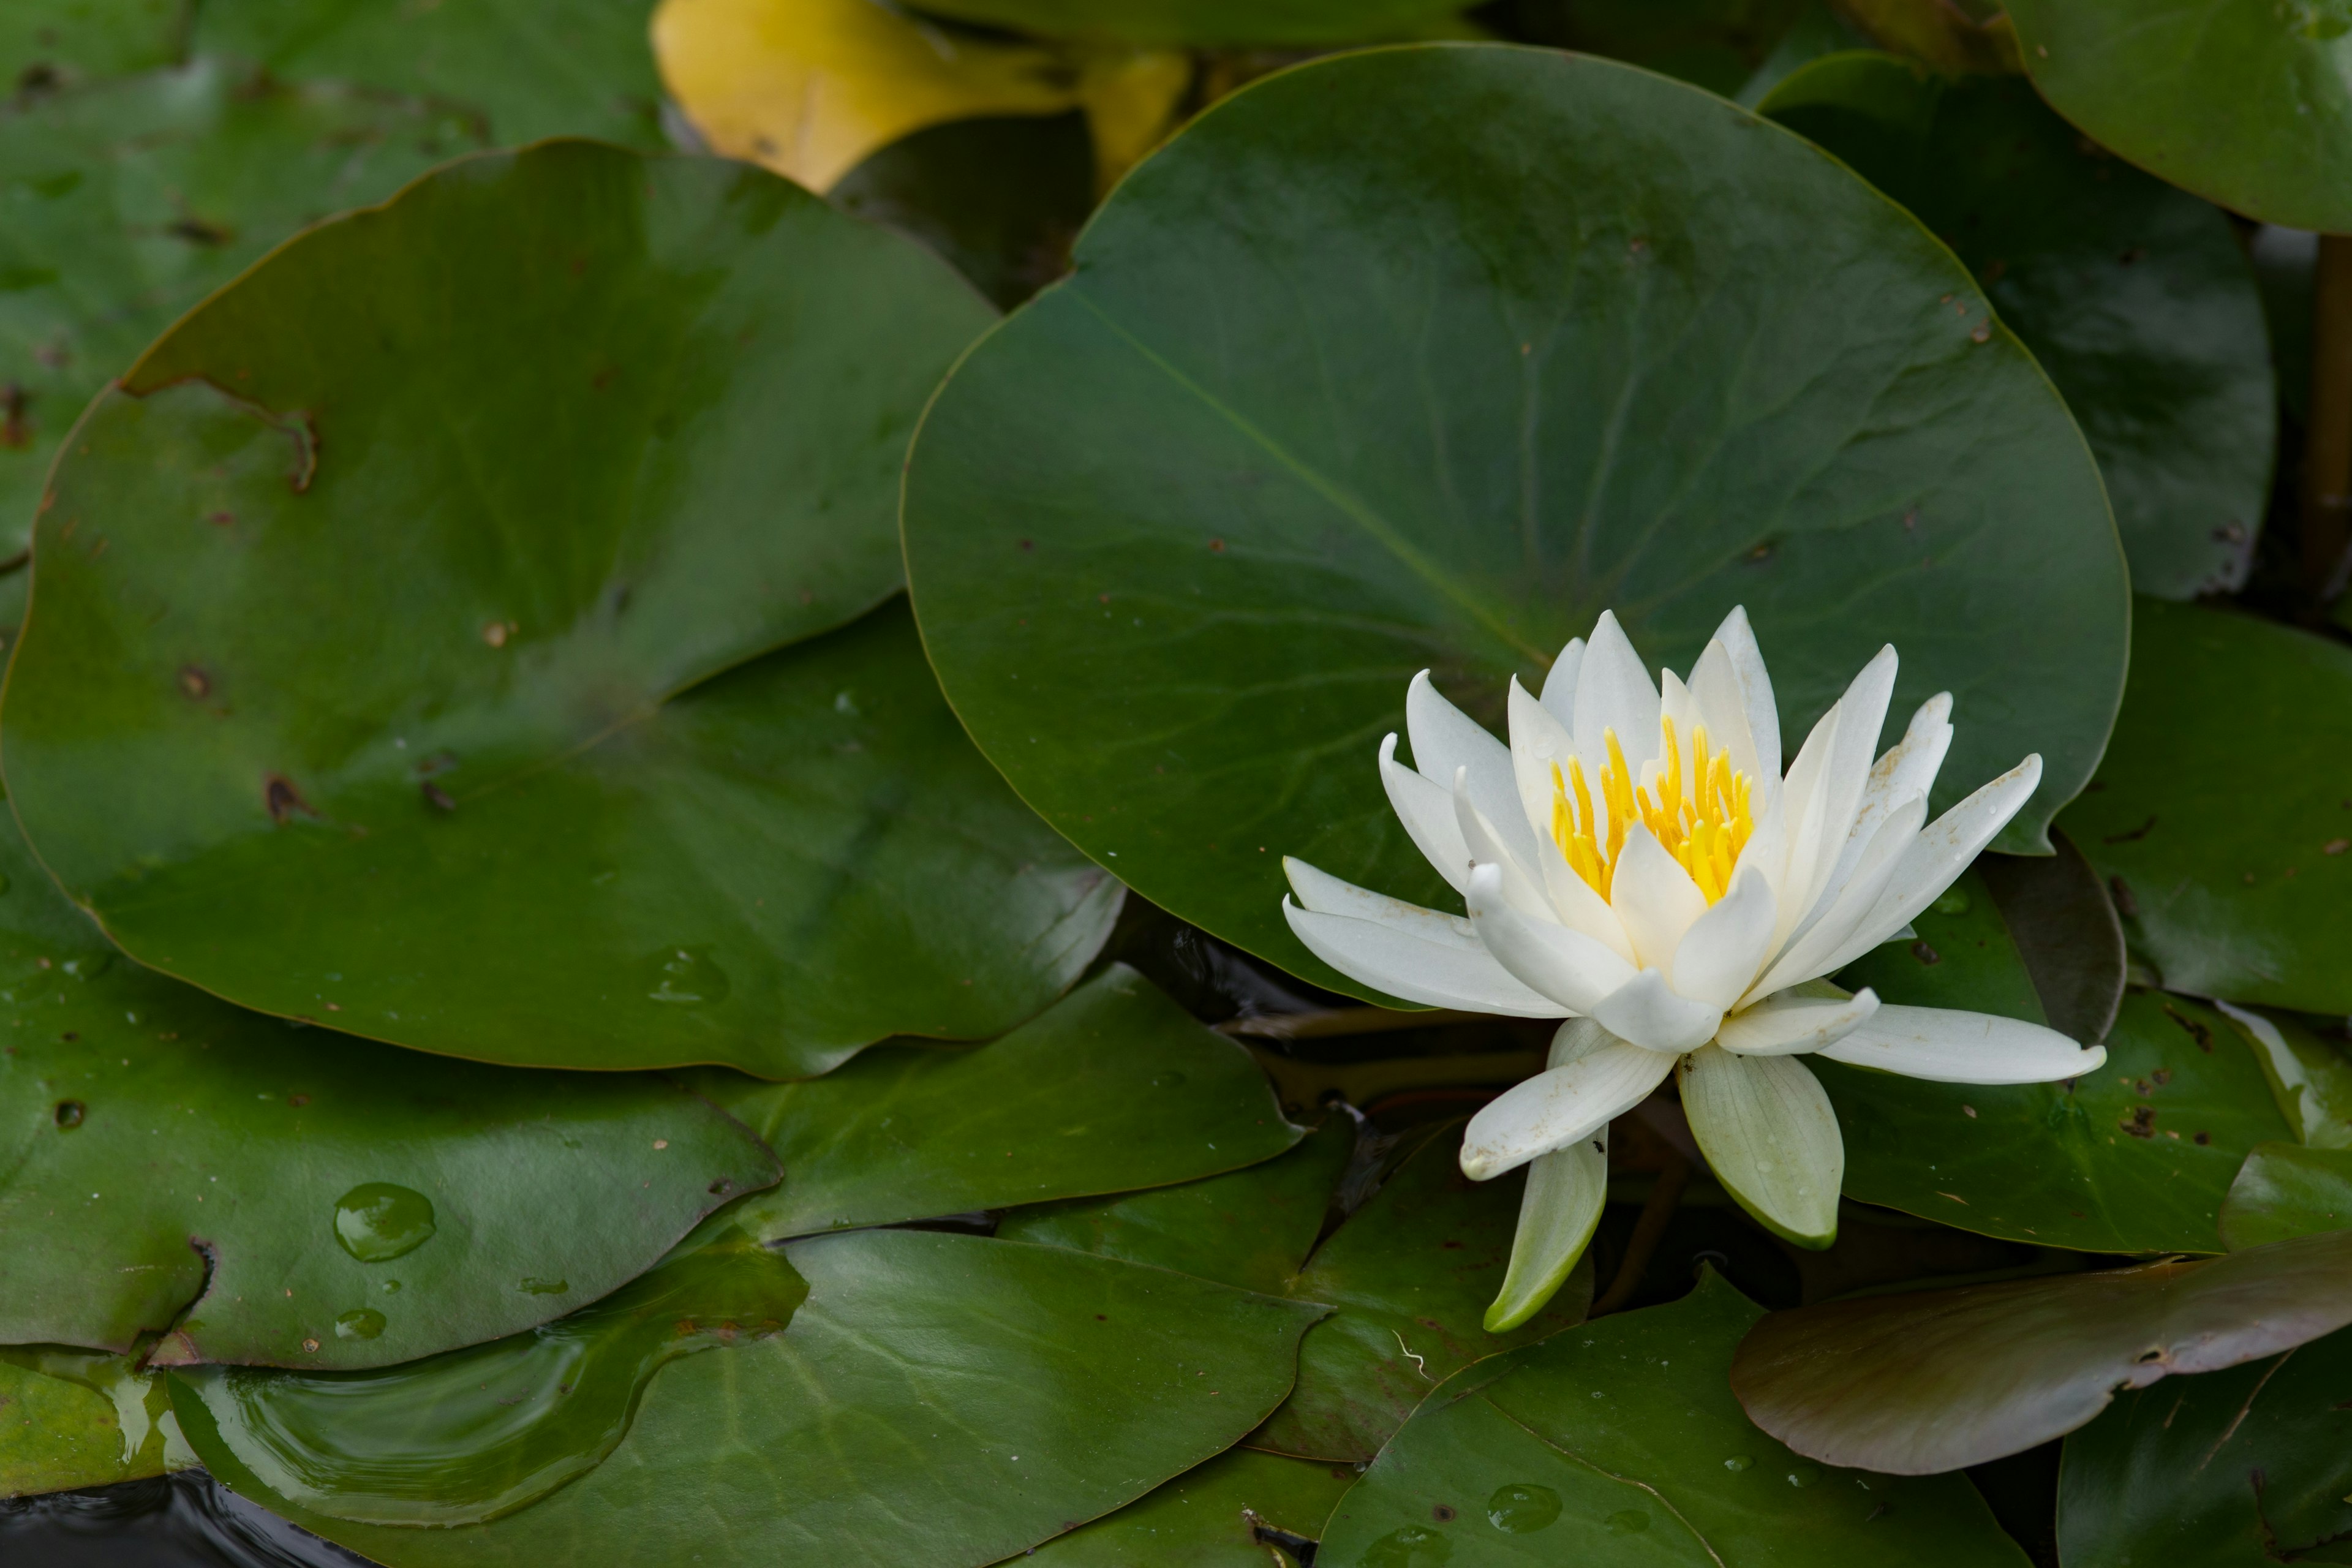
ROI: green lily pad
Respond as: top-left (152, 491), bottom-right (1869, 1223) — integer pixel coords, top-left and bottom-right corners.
top-left (0, 1348), bottom-right (190, 1498)
top-left (1544, 0), bottom-right (1820, 97)
top-left (2219, 1142), bottom-right (2352, 1251)
top-left (0, 801), bottom-right (780, 1370)
top-left (0, 58), bottom-right (487, 549)
top-left (695, 964), bottom-right (1303, 1239)
top-left (2059, 598), bottom-right (2352, 1017)
top-left (1, 0), bottom-right (183, 86)
top-left (1972, 834), bottom-right (2127, 1049)
top-left (4, 140), bottom-right (1120, 1076)
top-left (166, 1226), bottom-right (806, 1526)
top-left (176, 1229), bottom-right (1327, 1567)
top-left (2219, 1003), bottom-right (2352, 1148)
top-left (191, 0), bottom-right (666, 148)
top-left (1730, 1227), bottom-right (2352, 1474)
top-left (832, 113), bottom-right (1095, 312)
top-left (2057, 1325), bottom-right (2352, 1567)
top-left (1760, 55), bottom-right (2274, 598)
top-left (900, 43), bottom-right (2128, 999)
top-left (1032, 1446), bottom-right (1354, 1566)
top-left (1317, 1270), bottom-right (2028, 1566)
top-left (901, 0), bottom-right (1471, 46)
top-left (2005, 0), bottom-right (2352, 233)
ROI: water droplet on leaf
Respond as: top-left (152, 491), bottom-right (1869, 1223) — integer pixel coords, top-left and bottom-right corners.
top-left (333, 1183), bottom-right (438, 1262)
top-left (1605, 1509), bottom-right (1650, 1533)
top-left (643, 946), bottom-right (729, 1006)
top-left (334, 1309), bottom-right (386, 1341)
top-left (1485, 1483), bottom-right (1561, 1532)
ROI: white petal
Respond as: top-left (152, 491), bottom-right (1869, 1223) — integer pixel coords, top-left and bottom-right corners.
top-left (1659, 666), bottom-right (1697, 745)
top-left (1610, 824), bottom-right (1709, 973)
top-left (1282, 896), bottom-right (1565, 1018)
top-left (1587, 967), bottom-right (1724, 1053)
top-left (1783, 646), bottom-right (1896, 938)
top-left (1380, 733), bottom-right (1472, 895)
top-left (1679, 1046), bottom-right (1843, 1247)
top-left (1669, 862), bottom-right (1778, 1011)
top-left (1285, 857), bottom-right (1477, 945)
top-left (1539, 636), bottom-right (1585, 731)
top-left (1746, 793), bottom-right (1928, 1000)
top-left (1763, 702), bottom-right (1842, 956)
top-left (1817, 1003), bottom-right (2106, 1083)
top-left (1499, 693), bottom-right (1638, 960)
top-left (1453, 770), bottom-right (1556, 923)
top-left (1706, 605), bottom-right (1781, 781)
top-left (1487, 1128), bottom-right (1607, 1332)
top-left (1837, 755), bottom-right (2046, 961)
top-left (1717, 986), bottom-right (1880, 1055)
top-left (1461, 1027), bottom-right (1674, 1179)
top-left (1828, 692), bottom-right (1952, 897)
top-left (1572, 609), bottom-right (1661, 778)
top-left (1466, 864), bottom-right (1638, 1013)
top-left (1408, 671), bottom-right (1537, 868)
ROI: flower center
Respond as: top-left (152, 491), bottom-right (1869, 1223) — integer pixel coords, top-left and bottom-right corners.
top-left (1548, 716), bottom-right (1754, 904)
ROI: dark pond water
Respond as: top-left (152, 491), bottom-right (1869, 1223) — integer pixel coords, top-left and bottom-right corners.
top-left (2, 1471), bottom-right (366, 1567)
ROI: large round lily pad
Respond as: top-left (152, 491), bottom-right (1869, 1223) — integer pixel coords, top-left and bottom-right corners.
top-left (901, 43), bottom-right (2128, 998)
top-left (0, 809), bottom-right (778, 1371)
top-left (2, 140), bottom-right (1121, 1076)
top-left (1317, 1270), bottom-right (2029, 1567)
top-left (2059, 598), bottom-right (2352, 1016)
top-left (176, 1229), bottom-right (1327, 1567)
top-left (0, 58), bottom-right (486, 551)
top-left (2004, 0), bottom-right (2352, 233)
top-left (1760, 55), bottom-right (2275, 598)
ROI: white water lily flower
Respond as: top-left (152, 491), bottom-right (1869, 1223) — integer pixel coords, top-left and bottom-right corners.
top-left (1280, 606), bottom-right (2106, 1330)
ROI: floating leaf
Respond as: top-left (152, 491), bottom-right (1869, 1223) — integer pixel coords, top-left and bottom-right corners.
top-left (2005, 0), bottom-right (2352, 233)
top-left (0, 58), bottom-right (485, 549)
top-left (2218, 1003), bottom-right (2352, 1148)
top-left (654, 0), bottom-right (1186, 194)
top-left (0, 0), bottom-right (183, 86)
top-left (698, 965), bottom-right (1303, 1240)
top-left (2059, 599), bottom-right (2352, 1017)
top-left (192, 0), bottom-right (668, 148)
top-left (2219, 1142), bottom-right (2352, 1251)
top-left (2057, 1324), bottom-right (2352, 1567)
top-left (177, 1230), bottom-right (1326, 1567)
top-left (901, 43), bottom-right (2128, 1000)
top-left (1761, 55), bottom-right (2274, 598)
top-left (4, 141), bottom-right (1120, 1076)
top-left (1730, 1227), bottom-right (2352, 1473)
top-left (1033, 1446), bottom-right (1354, 1566)
top-left (165, 1227), bottom-right (807, 1527)
top-left (1972, 835), bottom-right (2127, 1048)
top-left (1318, 1271), bottom-right (2028, 1566)
top-left (0, 1348), bottom-right (190, 1499)
top-left (0, 812), bottom-right (775, 1370)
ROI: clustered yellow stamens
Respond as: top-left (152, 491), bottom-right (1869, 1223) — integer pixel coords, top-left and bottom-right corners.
top-left (1548, 717), bottom-right (1754, 904)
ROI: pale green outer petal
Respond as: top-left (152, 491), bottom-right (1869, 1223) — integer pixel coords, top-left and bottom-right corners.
top-left (1537, 635), bottom-right (1585, 731)
top-left (1464, 864), bottom-right (1637, 1014)
top-left (1460, 1025), bottom-right (1675, 1180)
top-left (1717, 986), bottom-right (1880, 1055)
top-left (1571, 609), bottom-right (1662, 781)
top-left (1379, 733), bottom-right (1471, 895)
top-left (1816, 1002), bottom-right (2106, 1084)
top-left (1587, 967), bottom-right (1722, 1054)
top-left (1679, 1045), bottom-right (1844, 1248)
top-left (1670, 861), bottom-right (1778, 1010)
top-left (1609, 823), bottom-right (1708, 973)
top-left (1281, 892), bottom-right (1564, 1017)
top-left (1702, 605), bottom-right (1780, 782)
top-left (1487, 1128), bottom-right (1608, 1332)
top-left (1407, 670), bottom-right (1536, 868)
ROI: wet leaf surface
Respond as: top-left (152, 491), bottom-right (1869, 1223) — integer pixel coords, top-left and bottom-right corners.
top-left (0, 1348), bottom-right (188, 1499)
top-left (2005, 0), bottom-right (2352, 232)
top-left (1319, 1270), bottom-right (2029, 1566)
top-left (1031, 1446), bottom-right (1355, 1566)
top-left (2059, 598), bottom-right (2352, 1017)
top-left (0, 58), bottom-right (486, 549)
top-left (165, 1227), bottom-right (806, 1527)
top-left (2057, 1324), bottom-right (2352, 1567)
top-left (2219, 1142), bottom-right (2352, 1251)
top-left (4, 141), bottom-right (1121, 1076)
top-left (2218, 1003), bottom-right (2352, 1149)
top-left (901, 44), bottom-right (2128, 1000)
top-left (179, 1229), bottom-right (1327, 1568)
top-left (698, 965), bottom-right (1303, 1239)
top-left (1760, 56), bottom-right (2273, 599)
top-left (0, 813), bottom-right (777, 1370)
top-left (1825, 872), bottom-right (2288, 1253)
top-left (1730, 1227), bottom-right (2352, 1474)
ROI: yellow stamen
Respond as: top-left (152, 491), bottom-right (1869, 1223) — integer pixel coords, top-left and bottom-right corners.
top-left (1546, 717), bottom-right (1757, 905)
